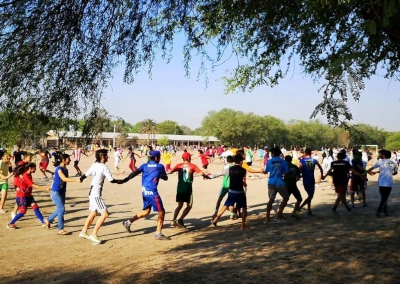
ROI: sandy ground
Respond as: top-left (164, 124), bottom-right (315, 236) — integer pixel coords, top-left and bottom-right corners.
top-left (1, 152), bottom-right (399, 284)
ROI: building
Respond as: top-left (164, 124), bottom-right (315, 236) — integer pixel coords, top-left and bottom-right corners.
top-left (46, 130), bottom-right (219, 148)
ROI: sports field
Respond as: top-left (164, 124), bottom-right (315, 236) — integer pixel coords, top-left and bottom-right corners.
top-left (1, 153), bottom-right (399, 284)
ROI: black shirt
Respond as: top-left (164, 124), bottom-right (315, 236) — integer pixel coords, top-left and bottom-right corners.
top-left (331, 160), bottom-right (352, 184)
top-left (228, 164), bottom-right (247, 191)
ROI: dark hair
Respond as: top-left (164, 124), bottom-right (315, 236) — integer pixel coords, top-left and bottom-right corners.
top-left (198, 150), bottom-right (203, 154)
top-left (236, 149), bottom-right (245, 156)
top-left (17, 145), bottom-right (21, 148)
top-left (61, 154), bottom-right (70, 161)
top-left (285, 155), bottom-right (293, 162)
top-left (96, 149), bottom-right (109, 162)
top-left (226, 156), bottom-right (234, 163)
top-left (271, 147), bottom-right (282, 157)
top-left (305, 148), bottom-right (312, 155)
top-left (380, 150), bottom-right (391, 159)
top-left (234, 154), bottom-right (243, 164)
top-left (337, 152), bottom-right (346, 160)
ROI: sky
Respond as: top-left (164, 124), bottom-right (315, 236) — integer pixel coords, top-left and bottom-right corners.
top-left (101, 42), bottom-right (400, 132)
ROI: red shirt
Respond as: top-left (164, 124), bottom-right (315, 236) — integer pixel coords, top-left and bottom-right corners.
top-left (200, 154), bottom-right (209, 165)
top-left (16, 173), bottom-right (34, 198)
top-left (172, 163), bottom-right (202, 183)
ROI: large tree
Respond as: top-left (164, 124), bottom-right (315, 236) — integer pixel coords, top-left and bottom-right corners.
top-left (156, 120), bottom-right (183, 135)
top-left (139, 119), bottom-right (157, 144)
top-left (0, 0), bottom-right (398, 134)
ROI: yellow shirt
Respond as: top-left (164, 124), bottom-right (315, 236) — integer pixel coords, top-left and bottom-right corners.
top-left (162, 153), bottom-right (172, 164)
top-left (241, 162), bottom-right (250, 171)
top-left (231, 148), bottom-right (238, 155)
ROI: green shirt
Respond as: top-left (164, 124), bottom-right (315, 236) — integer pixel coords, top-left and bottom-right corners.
top-left (221, 164), bottom-right (234, 188)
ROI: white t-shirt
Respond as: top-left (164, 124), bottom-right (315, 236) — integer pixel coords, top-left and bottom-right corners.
top-left (84, 163), bottom-right (114, 197)
top-left (322, 156), bottom-right (333, 174)
top-left (292, 151), bottom-right (298, 159)
top-left (113, 151), bottom-right (121, 162)
top-left (373, 159), bottom-right (398, 187)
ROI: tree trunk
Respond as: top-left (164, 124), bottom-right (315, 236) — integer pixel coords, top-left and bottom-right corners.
top-left (395, 221), bottom-right (400, 249)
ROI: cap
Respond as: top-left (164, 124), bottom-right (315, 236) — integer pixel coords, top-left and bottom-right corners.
top-left (150, 150), bottom-right (161, 157)
top-left (182, 152), bottom-right (191, 160)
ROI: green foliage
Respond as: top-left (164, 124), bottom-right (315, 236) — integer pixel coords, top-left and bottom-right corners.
top-left (139, 119), bottom-right (157, 144)
top-left (385, 132), bottom-right (400, 150)
top-left (180, 125), bottom-right (193, 135)
top-left (157, 136), bottom-right (170, 146)
top-left (156, 120), bottom-right (183, 135)
top-left (0, 0), bottom-right (399, 132)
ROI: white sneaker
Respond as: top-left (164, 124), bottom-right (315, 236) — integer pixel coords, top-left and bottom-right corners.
top-left (79, 232), bottom-right (89, 239)
top-left (11, 212), bottom-right (16, 220)
top-left (88, 234), bottom-right (101, 244)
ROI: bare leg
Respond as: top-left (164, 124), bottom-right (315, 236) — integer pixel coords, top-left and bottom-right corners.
top-left (266, 198), bottom-right (275, 221)
top-left (276, 197), bottom-right (289, 219)
top-left (129, 208), bottom-right (151, 223)
top-left (241, 208), bottom-right (247, 230)
top-left (156, 210), bottom-right (165, 234)
top-left (0, 190), bottom-right (7, 209)
top-left (91, 210), bottom-right (109, 236)
top-left (180, 203), bottom-right (192, 220)
top-left (173, 202), bottom-right (184, 220)
top-left (81, 211), bottom-right (97, 233)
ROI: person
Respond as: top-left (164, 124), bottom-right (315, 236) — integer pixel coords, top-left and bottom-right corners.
top-left (320, 152), bottom-right (333, 189)
top-left (349, 148), bottom-right (367, 208)
top-left (122, 147), bottom-right (141, 172)
top-left (87, 143), bottom-right (102, 159)
top-left (212, 155), bottom-right (234, 219)
top-left (161, 149), bottom-right (173, 172)
top-left (284, 156), bottom-right (303, 219)
top-left (11, 145), bottom-right (24, 166)
top-left (10, 154), bottom-right (32, 219)
top-left (38, 149), bottom-right (54, 179)
top-left (0, 153), bottom-right (13, 213)
top-left (113, 147), bottom-right (124, 175)
top-left (263, 147), bottom-right (290, 222)
top-left (70, 144), bottom-right (87, 176)
top-left (47, 154), bottom-right (80, 235)
top-left (244, 146), bottom-right (254, 179)
top-left (7, 163), bottom-right (51, 229)
top-left (79, 149), bottom-right (123, 244)
top-left (211, 154), bottom-right (248, 230)
top-left (197, 150), bottom-right (210, 175)
top-left (51, 148), bottom-right (62, 167)
top-left (168, 152), bottom-right (210, 228)
top-left (323, 152), bottom-right (364, 213)
top-left (220, 146), bottom-right (234, 165)
top-left (298, 148), bottom-right (323, 216)
top-left (139, 145), bottom-right (144, 156)
top-left (121, 150), bottom-right (170, 240)
top-left (365, 150), bottom-right (398, 218)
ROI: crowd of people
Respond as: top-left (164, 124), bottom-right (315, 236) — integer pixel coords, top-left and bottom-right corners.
top-left (0, 142), bottom-right (398, 245)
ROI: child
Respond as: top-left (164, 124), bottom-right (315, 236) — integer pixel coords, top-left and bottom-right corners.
top-left (161, 149), bottom-right (172, 172)
top-left (0, 153), bottom-right (13, 213)
top-left (212, 155), bottom-right (234, 219)
top-left (38, 149), bottom-right (54, 179)
top-left (122, 147), bottom-right (141, 172)
top-left (79, 149), bottom-right (122, 244)
top-left (7, 163), bottom-right (51, 229)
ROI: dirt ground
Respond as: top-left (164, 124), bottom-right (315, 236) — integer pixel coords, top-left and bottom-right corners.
top-left (1, 152), bottom-right (399, 284)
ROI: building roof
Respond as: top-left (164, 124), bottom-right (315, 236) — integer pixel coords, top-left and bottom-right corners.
top-left (47, 131), bottom-right (219, 142)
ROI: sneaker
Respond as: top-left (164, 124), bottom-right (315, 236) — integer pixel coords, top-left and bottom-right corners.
top-left (122, 221), bottom-right (131, 233)
top-left (272, 218), bottom-right (286, 223)
top-left (212, 213), bottom-right (217, 219)
top-left (0, 209), bottom-right (5, 213)
top-left (42, 220), bottom-right (50, 229)
top-left (11, 212), bottom-right (16, 220)
top-left (79, 232), bottom-right (89, 239)
top-left (211, 220), bottom-right (218, 227)
top-left (154, 233), bottom-right (171, 240)
top-left (6, 224), bottom-right (17, 229)
top-left (177, 219), bottom-right (186, 228)
top-left (88, 234), bottom-right (101, 244)
top-left (43, 176), bottom-right (48, 180)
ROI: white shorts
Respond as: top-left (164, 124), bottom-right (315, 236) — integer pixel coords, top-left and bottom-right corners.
top-left (89, 196), bottom-right (107, 212)
top-left (114, 161), bottom-right (120, 168)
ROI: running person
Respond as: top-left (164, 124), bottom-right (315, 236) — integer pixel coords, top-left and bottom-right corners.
top-left (284, 156), bottom-right (303, 219)
top-left (0, 153), bottom-right (13, 213)
top-left (7, 163), bottom-right (51, 229)
top-left (38, 149), bottom-right (53, 179)
top-left (168, 152), bottom-right (210, 228)
top-left (113, 147), bottom-right (124, 175)
top-left (122, 147), bottom-right (141, 172)
top-left (365, 150), bottom-right (398, 218)
top-left (198, 150), bottom-right (210, 175)
top-left (78, 149), bottom-right (123, 244)
top-left (161, 149), bottom-right (173, 172)
top-left (212, 155), bottom-right (234, 219)
top-left (11, 145), bottom-right (24, 166)
top-left (211, 154), bottom-right (248, 230)
top-left (70, 144), bottom-right (87, 176)
top-left (121, 151), bottom-right (170, 240)
top-left (47, 154), bottom-right (80, 235)
top-left (349, 148), bottom-right (367, 208)
top-left (298, 148), bottom-right (323, 216)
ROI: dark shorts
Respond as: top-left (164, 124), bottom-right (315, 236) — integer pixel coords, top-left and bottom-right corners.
top-left (334, 183), bottom-right (347, 194)
top-left (202, 164), bottom-right (208, 169)
top-left (16, 196), bottom-right (35, 207)
top-left (176, 192), bottom-right (193, 204)
top-left (246, 162), bottom-right (252, 166)
top-left (287, 185), bottom-right (302, 201)
top-left (350, 178), bottom-right (364, 193)
top-left (224, 192), bottom-right (247, 210)
top-left (303, 183), bottom-right (315, 198)
top-left (74, 160), bottom-right (79, 166)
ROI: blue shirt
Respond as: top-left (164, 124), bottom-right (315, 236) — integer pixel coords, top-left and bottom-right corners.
top-left (300, 158), bottom-right (318, 184)
top-left (138, 161), bottom-right (168, 192)
top-left (265, 157), bottom-right (289, 186)
top-left (373, 159), bottom-right (398, 187)
top-left (51, 166), bottom-right (68, 192)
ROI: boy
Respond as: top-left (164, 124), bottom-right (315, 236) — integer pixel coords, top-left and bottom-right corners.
top-left (168, 152), bottom-right (210, 228)
top-left (161, 149), bottom-right (173, 172)
top-left (212, 155), bottom-right (234, 219)
top-left (79, 149), bottom-right (122, 244)
top-left (121, 151), bottom-right (170, 240)
top-left (284, 156), bottom-right (303, 219)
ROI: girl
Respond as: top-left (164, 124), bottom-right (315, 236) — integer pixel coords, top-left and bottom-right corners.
top-left (47, 154), bottom-right (80, 235)
top-left (7, 163), bottom-right (51, 229)
top-left (0, 153), bottom-right (13, 213)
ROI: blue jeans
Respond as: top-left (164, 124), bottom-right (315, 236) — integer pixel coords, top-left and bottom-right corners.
top-left (48, 190), bottom-right (66, 230)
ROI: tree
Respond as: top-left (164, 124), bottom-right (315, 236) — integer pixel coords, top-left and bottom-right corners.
top-left (157, 136), bottom-right (170, 146)
top-left (139, 119), bottom-right (157, 145)
top-left (156, 120), bottom-right (183, 135)
top-left (179, 125), bottom-right (193, 135)
top-left (116, 133), bottom-right (129, 148)
top-left (81, 108), bottom-right (112, 145)
top-left (131, 122), bottom-right (142, 133)
top-left (385, 132), bottom-right (400, 150)
top-left (1, 0), bottom-right (398, 133)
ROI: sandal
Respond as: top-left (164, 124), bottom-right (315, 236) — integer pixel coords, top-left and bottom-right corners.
top-left (43, 220), bottom-right (51, 229)
top-left (57, 229), bottom-right (69, 235)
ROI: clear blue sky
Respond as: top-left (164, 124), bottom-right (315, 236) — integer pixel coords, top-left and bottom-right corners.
top-left (101, 42), bottom-right (400, 132)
